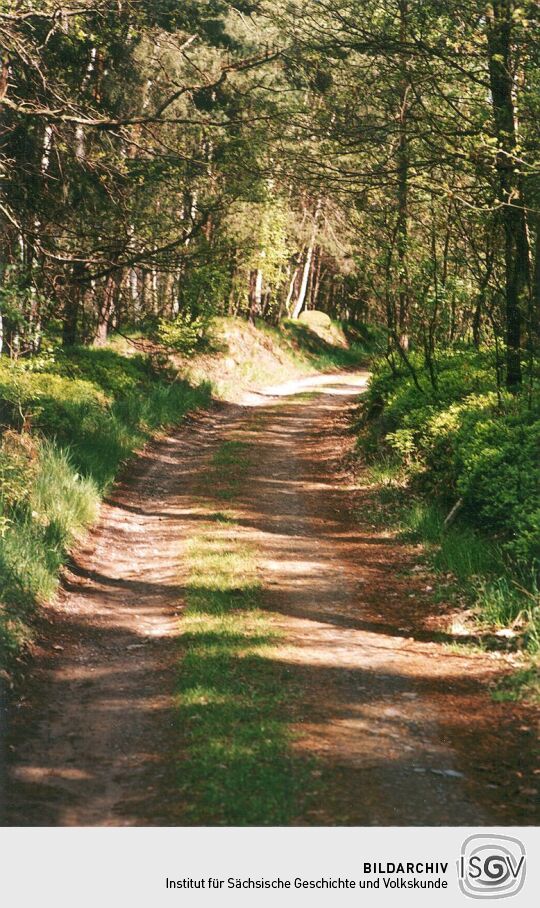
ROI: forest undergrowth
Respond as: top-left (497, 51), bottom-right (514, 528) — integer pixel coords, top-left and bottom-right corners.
top-left (355, 349), bottom-right (539, 700)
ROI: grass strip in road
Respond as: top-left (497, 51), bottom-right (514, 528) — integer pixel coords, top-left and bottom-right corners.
top-left (176, 441), bottom-right (312, 825)
top-left (209, 440), bottom-right (252, 501)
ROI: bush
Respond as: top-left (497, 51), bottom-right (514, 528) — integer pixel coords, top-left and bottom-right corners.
top-left (360, 351), bottom-right (539, 567)
top-left (51, 346), bottom-right (161, 396)
top-left (157, 312), bottom-right (209, 353)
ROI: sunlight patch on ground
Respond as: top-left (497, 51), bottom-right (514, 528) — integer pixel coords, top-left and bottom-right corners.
top-left (262, 558), bottom-right (327, 574)
top-left (12, 767), bottom-right (92, 782)
top-left (241, 371), bottom-right (369, 404)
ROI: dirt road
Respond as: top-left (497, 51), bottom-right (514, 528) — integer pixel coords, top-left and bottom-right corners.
top-left (2, 373), bottom-right (537, 825)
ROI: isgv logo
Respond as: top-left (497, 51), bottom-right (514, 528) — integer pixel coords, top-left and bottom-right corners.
top-left (458, 835), bottom-right (526, 900)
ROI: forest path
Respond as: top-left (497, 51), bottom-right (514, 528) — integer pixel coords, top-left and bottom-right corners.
top-left (2, 372), bottom-right (536, 826)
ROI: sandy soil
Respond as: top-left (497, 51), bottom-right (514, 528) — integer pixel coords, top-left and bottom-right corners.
top-left (1, 372), bottom-right (538, 826)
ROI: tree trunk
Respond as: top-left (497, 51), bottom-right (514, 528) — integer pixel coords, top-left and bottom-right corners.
top-left (486, 0), bottom-right (531, 390)
top-left (94, 273), bottom-right (118, 346)
top-left (291, 247), bottom-right (313, 320)
top-left (292, 199), bottom-right (322, 319)
top-left (151, 268), bottom-right (159, 314)
top-left (396, 0), bottom-right (410, 350)
top-left (472, 292), bottom-right (484, 349)
top-left (63, 293), bottom-right (79, 346)
top-left (310, 245), bottom-right (322, 309)
top-left (248, 268), bottom-right (263, 322)
top-left (284, 264), bottom-right (299, 316)
top-left (63, 262), bottom-right (86, 346)
top-left (532, 215), bottom-right (540, 350)
top-left (140, 269), bottom-right (151, 312)
top-left (129, 268), bottom-right (139, 305)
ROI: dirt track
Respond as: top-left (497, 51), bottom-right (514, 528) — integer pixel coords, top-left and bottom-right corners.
top-left (2, 373), bottom-right (538, 825)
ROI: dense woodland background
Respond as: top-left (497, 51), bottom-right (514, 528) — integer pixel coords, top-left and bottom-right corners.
top-left (1, 0), bottom-right (538, 373)
top-left (0, 2), bottom-right (538, 676)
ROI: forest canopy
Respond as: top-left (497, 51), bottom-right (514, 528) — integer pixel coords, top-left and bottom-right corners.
top-left (0, 0), bottom-right (538, 393)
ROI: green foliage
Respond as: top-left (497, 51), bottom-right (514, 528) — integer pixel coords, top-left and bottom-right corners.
top-left (0, 432), bottom-right (38, 509)
top-left (492, 666), bottom-right (540, 704)
top-left (157, 312), bottom-right (209, 353)
top-left (0, 269), bottom-right (48, 356)
top-left (179, 264), bottom-right (231, 320)
top-left (0, 349), bottom-right (211, 674)
top-left (226, 197), bottom-right (291, 314)
top-left (362, 351), bottom-right (540, 566)
top-left (359, 349), bottom-right (540, 652)
top-left (52, 346), bottom-right (164, 396)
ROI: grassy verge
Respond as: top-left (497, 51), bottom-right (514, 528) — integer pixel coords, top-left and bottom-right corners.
top-left (0, 439), bottom-right (99, 667)
top-left (0, 348), bottom-right (211, 675)
top-left (492, 667), bottom-right (540, 703)
top-left (359, 350), bottom-right (539, 565)
top-left (355, 348), bottom-right (539, 701)
top-left (359, 458), bottom-right (539, 701)
top-left (176, 440), bottom-right (313, 824)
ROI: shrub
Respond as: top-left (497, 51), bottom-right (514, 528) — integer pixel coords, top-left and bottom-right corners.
top-left (360, 351), bottom-right (539, 567)
top-left (157, 312), bottom-right (208, 353)
top-left (51, 346), bottom-right (159, 395)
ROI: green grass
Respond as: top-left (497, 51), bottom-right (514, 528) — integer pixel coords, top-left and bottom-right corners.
top-left (357, 470), bottom-right (540, 698)
top-left (365, 455), bottom-right (404, 488)
top-left (209, 440), bottom-right (252, 500)
top-left (390, 495), bottom-right (539, 645)
top-left (0, 349), bottom-right (211, 674)
top-left (492, 666), bottom-right (540, 704)
top-left (71, 380), bottom-right (210, 490)
top-left (476, 575), bottom-right (540, 652)
top-left (399, 499), bottom-right (503, 580)
top-left (176, 441), bottom-right (314, 825)
top-left (0, 440), bottom-right (99, 664)
top-left (397, 500), bottom-right (539, 653)
top-left (280, 319), bottom-right (373, 370)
